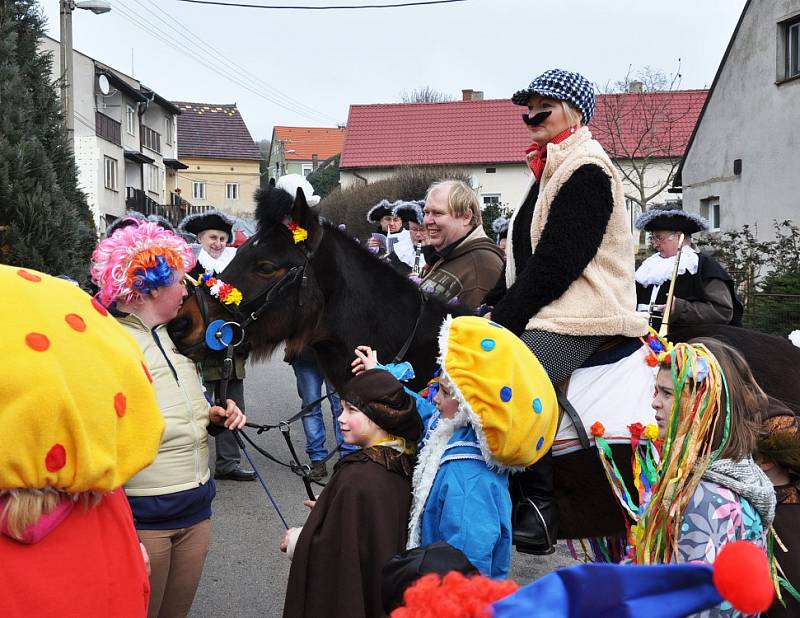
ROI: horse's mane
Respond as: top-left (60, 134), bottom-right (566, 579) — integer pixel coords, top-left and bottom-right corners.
top-left (254, 185), bottom-right (294, 228)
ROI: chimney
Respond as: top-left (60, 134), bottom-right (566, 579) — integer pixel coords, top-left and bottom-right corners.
top-left (629, 80), bottom-right (644, 93)
top-left (462, 89), bottom-right (473, 101)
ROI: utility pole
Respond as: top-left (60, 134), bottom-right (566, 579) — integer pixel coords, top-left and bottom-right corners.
top-left (58, 0), bottom-right (112, 149)
top-left (59, 0), bottom-right (75, 148)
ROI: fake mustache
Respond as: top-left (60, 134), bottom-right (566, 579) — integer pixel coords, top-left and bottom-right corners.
top-left (522, 111), bottom-right (551, 127)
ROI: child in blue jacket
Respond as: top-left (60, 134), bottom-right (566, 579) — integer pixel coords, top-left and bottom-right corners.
top-left (353, 315), bottom-right (558, 578)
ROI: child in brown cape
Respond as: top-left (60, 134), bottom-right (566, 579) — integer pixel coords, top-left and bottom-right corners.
top-left (280, 368), bottom-right (423, 618)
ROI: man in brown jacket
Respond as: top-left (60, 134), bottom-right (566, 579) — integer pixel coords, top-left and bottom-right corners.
top-left (419, 180), bottom-right (504, 309)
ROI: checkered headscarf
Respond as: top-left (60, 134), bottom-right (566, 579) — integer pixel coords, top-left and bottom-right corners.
top-left (512, 69), bottom-right (596, 124)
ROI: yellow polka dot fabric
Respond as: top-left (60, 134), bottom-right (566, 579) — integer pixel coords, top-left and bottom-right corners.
top-left (0, 265), bottom-right (164, 492)
top-left (440, 316), bottom-right (558, 468)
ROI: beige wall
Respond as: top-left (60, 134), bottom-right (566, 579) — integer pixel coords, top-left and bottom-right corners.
top-left (177, 158), bottom-right (260, 217)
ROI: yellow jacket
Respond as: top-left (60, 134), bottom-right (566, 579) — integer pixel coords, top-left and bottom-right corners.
top-left (117, 314), bottom-right (212, 496)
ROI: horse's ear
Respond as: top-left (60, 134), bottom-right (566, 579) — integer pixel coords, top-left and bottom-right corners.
top-left (291, 188), bottom-right (320, 244)
top-left (269, 177), bottom-right (276, 187)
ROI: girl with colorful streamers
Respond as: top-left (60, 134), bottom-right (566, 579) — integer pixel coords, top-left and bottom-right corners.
top-left (631, 338), bottom-right (776, 616)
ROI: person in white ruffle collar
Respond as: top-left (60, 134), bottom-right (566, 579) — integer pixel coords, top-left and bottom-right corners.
top-left (634, 205), bottom-right (743, 329)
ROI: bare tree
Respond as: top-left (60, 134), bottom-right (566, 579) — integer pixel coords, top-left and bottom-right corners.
top-left (592, 63), bottom-right (699, 215)
top-left (399, 86), bottom-right (453, 103)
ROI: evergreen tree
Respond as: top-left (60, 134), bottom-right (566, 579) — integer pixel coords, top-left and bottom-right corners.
top-left (0, 0), bottom-right (96, 283)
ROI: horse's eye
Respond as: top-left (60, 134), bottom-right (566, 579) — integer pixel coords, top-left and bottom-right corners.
top-left (257, 262), bottom-right (276, 274)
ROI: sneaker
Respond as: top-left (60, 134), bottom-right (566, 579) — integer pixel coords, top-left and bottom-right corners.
top-left (309, 460), bottom-right (328, 482)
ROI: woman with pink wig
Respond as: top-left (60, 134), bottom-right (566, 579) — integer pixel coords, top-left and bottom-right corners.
top-left (91, 221), bottom-right (247, 618)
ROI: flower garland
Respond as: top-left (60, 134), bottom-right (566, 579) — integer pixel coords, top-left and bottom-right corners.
top-left (287, 221), bottom-right (308, 244)
top-left (197, 273), bottom-right (243, 306)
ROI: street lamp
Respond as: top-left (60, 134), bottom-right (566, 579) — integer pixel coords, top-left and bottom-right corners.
top-left (59, 0), bottom-right (112, 146)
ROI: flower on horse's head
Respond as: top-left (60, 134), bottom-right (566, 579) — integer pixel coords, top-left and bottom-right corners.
top-left (287, 221), bottom-right (308, 244)
top-left (591, 421), bottom-right (605, 437)
top-left (199, 273), bottom-right (242, 306)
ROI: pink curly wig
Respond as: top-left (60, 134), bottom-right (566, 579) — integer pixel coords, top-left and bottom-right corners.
top-left (391, 572), bottom-right (518, 618)
top-left (91, 220), bottom-right (196, 306)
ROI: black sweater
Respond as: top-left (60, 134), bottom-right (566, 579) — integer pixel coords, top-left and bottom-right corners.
top-left (491, 164), bottom-right (615, 335)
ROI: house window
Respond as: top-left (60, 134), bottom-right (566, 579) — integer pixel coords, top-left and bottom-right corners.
top-left (700, 197), bottom-right (720, 232)
top-left (141, 125), bottom-right (161, 154)
top-left (126, 105), bottom-right (136, 136)
top-left (226, 183), bottom-right (239, 200)
top-left (192, 181), bottom-right (206, 200)
top-left (787, 19), bottom-right (800, 79)
top-left (165, 116), bottom-right (174, 146)
top-left (481, 194), bottom-right (501, 207)
top-left (104, 156), bottom-right (118, 191)
top-left (302, 164), bottom-right (314, 177)
top-left (145, 164), bottom-right (161, 196)
top-left (485, 167), bottom-right (496, 174)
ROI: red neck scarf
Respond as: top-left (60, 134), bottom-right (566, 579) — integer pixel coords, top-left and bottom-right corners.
top-left (525, 127), bottom-right (577, 181)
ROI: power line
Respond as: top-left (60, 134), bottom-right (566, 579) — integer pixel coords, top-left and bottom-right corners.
top-left (174, 0), bottom-right (468, 9)
top-left (136, 0), bottom-right (339, 124)
top-left (112, 1), bottom-right (340, 124)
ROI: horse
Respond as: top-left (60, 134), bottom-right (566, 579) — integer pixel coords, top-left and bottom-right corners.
top-left (169, 185), bottom-right (800, 540)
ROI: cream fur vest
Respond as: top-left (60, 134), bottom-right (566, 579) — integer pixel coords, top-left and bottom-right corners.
top-left (505, 127), bottom-right (647, 338)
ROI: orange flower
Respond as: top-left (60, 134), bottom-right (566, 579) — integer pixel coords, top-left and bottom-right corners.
top-left (591, 421), bottom-right (605, 437)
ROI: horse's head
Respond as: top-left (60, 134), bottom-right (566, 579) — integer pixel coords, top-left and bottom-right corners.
top-left (169, 182), bottom-right (324, 360)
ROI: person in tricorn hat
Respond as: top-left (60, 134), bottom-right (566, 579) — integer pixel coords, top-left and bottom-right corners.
top-left (178, 209), bottom-right (237, 281)
top-left (280, 366), bottom-right (422, 618)
top-left (178, 209), bottom-right (255, 482)
top-left (634, 205), bottom-right (743, 329)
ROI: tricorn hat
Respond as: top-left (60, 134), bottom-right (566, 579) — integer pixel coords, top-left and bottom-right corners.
top-left (342, 369), bottom-right (423, 442)
top-left (393, 200), bottom-right (424, 225)
top-left (178, 209), bottom-right (235, 238)
top-left (367, 199), bottom-right (400, 224)
top-left (107, 212), bottom-right (175, 238)
top-left (635, 205), bottom-right (709, 235)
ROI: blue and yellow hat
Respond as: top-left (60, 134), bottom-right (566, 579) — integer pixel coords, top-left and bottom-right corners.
top-left (437, 316), bottom-right (558, 469)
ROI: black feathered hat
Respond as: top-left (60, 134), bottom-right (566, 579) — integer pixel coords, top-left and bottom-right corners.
top-left (342, 369), bottom-right (422, 442)
top-left (178, 209), bottom-right (235, 238)
top-left (367, 199), bottom-right (400, 224)
top-left (106, 212), bottom-right (175, 238)
top-left (393, 200), bottom-right (424, 225)
top-left (635, 205), bottom-right (709, 235)
top-left (492, 216), bottom-right (510, 241)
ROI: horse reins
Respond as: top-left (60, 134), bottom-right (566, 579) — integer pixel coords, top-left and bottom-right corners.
top-left (197, 223), bottom-right (427, 528)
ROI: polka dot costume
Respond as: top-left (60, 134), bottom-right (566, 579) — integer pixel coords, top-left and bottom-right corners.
top-left (0, 265), bottom-right (164, 493)
top-left (437, 316), bottom-right (558, 468)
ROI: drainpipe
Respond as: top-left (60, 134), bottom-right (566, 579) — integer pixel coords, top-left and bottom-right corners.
top-left (353, 172), bottom-right (368, 186)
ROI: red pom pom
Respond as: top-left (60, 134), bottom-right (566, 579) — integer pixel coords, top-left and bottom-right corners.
top-left (713, 541), bottom-right (774, 614)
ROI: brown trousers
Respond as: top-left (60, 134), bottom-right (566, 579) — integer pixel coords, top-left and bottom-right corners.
top-left (138, 518), bottom-right (212, 618)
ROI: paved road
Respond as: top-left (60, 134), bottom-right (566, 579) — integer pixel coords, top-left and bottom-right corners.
top-left (191, 354), bottom-right (577, 617)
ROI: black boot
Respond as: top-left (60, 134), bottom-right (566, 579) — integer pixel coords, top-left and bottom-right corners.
top-left (511, 452), bottom-right (557, 555)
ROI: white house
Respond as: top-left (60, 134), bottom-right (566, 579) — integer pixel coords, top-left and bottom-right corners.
top-left (673, 0), bottom-right (800, 236)
top-left (39, 36), bottom-right (184, 234)
top-left (340, 89), bottom-right (706, 229)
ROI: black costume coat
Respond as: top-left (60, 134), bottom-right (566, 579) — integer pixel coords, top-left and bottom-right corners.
top-left (635, 252), bottom-right (743, 329)
top-left (283, 447), bottom-right (414, 618)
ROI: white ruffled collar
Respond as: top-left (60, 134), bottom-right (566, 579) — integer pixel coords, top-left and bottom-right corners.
top-left (197, 247), bottom-right (237, 275)
top-left (635, 246), bottom-right (699, 287)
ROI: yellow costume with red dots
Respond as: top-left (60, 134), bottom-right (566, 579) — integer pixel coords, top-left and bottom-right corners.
top-left (0, 265), bottom-right (164, 617)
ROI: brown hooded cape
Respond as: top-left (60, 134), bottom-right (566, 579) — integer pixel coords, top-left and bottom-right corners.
top-left (283, 447), bottom-right (413, 618)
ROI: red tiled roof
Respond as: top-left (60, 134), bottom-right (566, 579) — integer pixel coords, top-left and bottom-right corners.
top-left (340, 91), bottom-right (707, 169)
top-left (272, 126), bottom-right (346, 161)
top-left (174, 102), bottom-right (261, 161)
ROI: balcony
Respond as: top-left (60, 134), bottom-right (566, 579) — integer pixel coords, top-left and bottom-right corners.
top-left (95, 112), bottom-right (121, 146)
top-left (125, 187), bottom-right (213, 227)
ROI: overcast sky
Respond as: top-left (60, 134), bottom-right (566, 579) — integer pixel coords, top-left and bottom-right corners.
top-left (40, 0), bottom-right (747, 142)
